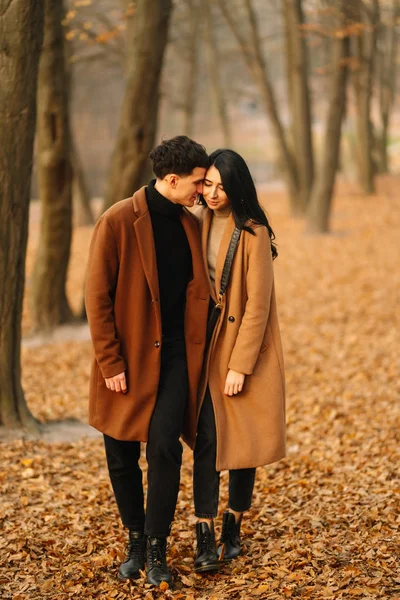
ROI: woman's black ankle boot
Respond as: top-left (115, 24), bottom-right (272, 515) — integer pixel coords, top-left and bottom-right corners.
top-left (217, 511), bottom-right (242, 561)
top-left (194, 522), bottom-right (219, 573)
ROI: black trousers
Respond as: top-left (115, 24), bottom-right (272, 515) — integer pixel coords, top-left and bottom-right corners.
top-left (104, 337), bottom-right (188, 538)
top-left (193, 388), bottom-right (256, 518)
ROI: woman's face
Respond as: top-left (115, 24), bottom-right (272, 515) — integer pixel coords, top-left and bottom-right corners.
top-left (203, 165), bottom-right (230, 211)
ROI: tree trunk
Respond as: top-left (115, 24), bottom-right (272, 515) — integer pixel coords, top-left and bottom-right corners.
top-left (204, 0), bottom-right (232, 146)
top-left (0, 0), bottom-right (44, 430)
top-left (283, 0), bottom-right (314, 211)
top-left (283, 0), bottom-right (295, 149)
top-left (71, 139), bottom-right (94, 226)
top-left (103, 0), bottom-right (172, 212)
top-left (182, 0), bottom-right (199, 137)
top-left (306, 3), bottom-right (351, 234)
top-left (352, 0), bottom-right (379, 195)
top-left (377, 0), bottom-right (399, 173)
top-left (218, 0), bottom-right (300, 216)
top-left (31, 0), bottom-right (74, 331)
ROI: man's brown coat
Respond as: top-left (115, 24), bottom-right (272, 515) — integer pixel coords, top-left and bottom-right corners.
top-left (85, 187), bottom-right (209, 447)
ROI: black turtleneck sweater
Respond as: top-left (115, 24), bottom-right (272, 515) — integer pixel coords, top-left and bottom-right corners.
top-left (146, 180), bottom-right (192, 336)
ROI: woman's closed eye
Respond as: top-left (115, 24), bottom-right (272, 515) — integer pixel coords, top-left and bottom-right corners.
top-left (204, 181), bottom-right (224, 191)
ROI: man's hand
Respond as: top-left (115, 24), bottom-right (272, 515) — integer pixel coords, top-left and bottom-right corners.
top-left (224, 370), bottom-right (245, 396)
top-left (105, 371), bottom-right (127, 393)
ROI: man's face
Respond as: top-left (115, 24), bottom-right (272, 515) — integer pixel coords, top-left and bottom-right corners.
top-left (171, 167), bottom-right (206, 207)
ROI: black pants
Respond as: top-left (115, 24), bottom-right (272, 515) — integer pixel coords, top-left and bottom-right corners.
top-left (193, 388), bottom-right (256, 518)
top-left (104, 337), bottom-right (188, 538)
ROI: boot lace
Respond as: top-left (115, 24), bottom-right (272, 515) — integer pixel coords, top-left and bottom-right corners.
top-left (148, 539), bottom-right (167, 570)
top-left (198, 528), bottom-right (214, 553)
top-left (127, 533), bottom-right (144, 562)
top-left (221, 516), bottom-right (236, 544)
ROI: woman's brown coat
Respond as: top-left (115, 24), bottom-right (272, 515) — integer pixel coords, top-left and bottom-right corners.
top-left (85, 187), bottom-right (209, 447)
top-left (198, 209), bottom-right (286, 471)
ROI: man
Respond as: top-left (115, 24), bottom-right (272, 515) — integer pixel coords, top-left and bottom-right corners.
top-left (85, 136), bottom-right (210, 587)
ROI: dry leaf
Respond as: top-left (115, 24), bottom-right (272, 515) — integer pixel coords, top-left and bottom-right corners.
top-left (159, 580), bottom-right (169, 591)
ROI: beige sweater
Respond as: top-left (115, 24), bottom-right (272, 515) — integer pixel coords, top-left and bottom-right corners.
top-left (207, 206), bottom-right (232, 291)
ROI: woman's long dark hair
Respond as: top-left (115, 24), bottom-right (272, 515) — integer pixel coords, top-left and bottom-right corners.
top-left (200, 149), bottom-right (277, 259)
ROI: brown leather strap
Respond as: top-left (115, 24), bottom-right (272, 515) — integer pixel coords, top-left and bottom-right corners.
top-left (219, 226), bottom-right (241, 297)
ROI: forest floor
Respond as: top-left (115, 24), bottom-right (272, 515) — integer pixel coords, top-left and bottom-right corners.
top-left (1, 177), bottom-right (399, 599)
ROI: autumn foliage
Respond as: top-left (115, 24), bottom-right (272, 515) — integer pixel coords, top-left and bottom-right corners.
top-left (1, 179), bottom-right (399, 598)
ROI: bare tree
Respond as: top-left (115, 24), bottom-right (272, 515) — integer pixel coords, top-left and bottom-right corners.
top-left (351, 0), bottom-right (380, 194)
top-left (31, 0), bottom-right (74, 331)
top-left (181, 0), bottom-right (200, 137)
top-left (0, 0), bottom-right (44, 429)
top-left (376, 0), bottom-right (399, 172)
top-left (204, 0), bottom-right (232, 146)
top-left (103, 0), bottom-right (172, 212)
top-left (306, 2), bottom-right (352, 233)
top-left (71, 139), bottom-right (94, 226)
top-left (283, 0), bottom-right (314, 210)
top-left (218, 0), bottom-right (301, 215)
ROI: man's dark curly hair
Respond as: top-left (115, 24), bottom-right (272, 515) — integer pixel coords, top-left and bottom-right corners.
top-left (149, 135), bottom-right (209, 179)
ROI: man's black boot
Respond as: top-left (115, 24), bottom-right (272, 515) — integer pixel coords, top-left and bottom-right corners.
top-left (146, 537), bottom-right (173, 587)
top-left (118, 530), bottom-right (146, 580)
top-left (217, 511), bottom-right (242, 561)
top-left (194, 521), bottom-right (219, 573)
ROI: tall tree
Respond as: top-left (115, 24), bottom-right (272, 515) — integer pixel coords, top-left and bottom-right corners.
top-left (71, 139), bottom-right (94, 227)
top-left (181, 0), bottom-right (199, 137)
top-left (103, 0), bottom-right (172, 212)
top-left (351, 0), bottom-right (380, 195)
top-left (0, 0), bottom-right (44, 429)
top-left (283, 0), bottom-right (314, 211)
top-left (31, 0), bottom-right (74, 331)
top-left (377, 0), bottom-right (399, 173)
top-left (306, 2), bottom-right (352, 233)
top-left (204, 0), bottom-right (232, 146)
top-left (218, 0), bottom-right (305, 216)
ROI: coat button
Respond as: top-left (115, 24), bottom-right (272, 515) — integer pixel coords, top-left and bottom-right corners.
top-left (228, 316), bottom-right (235, 323)
top-left (154, 341), bottom-right (160, 348)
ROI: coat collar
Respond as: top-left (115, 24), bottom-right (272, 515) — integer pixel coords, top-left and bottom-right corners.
top-left (201, 209), bottom-right (237, 301)
top-left (131, 186), bottom-right (150, 218)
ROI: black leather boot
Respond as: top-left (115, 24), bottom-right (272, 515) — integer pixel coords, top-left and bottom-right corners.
top-left (194, 522), bottom-right (219, 573)
top-left (146, 537), bottom-right (173, 587)
top-left (217, 511), bottom-right (242, 561)
top-left (118, 530), bottom-right (146, 580)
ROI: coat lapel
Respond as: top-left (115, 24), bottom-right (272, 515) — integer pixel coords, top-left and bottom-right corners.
top-left (200, 209), bottom-right (218, 302)
top-left (181, 209), bottom-right (209, 300)
top-left (132, 188), bottom-right (161, 326)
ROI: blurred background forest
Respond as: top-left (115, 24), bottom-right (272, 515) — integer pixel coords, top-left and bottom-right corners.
top-left (62, 0), bottom-right (400, 199)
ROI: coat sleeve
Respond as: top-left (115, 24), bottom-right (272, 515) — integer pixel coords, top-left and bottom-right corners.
top-left (228, 226), bottom-right (273, 375)
top-left (85, 215), bottom-right (127, 379)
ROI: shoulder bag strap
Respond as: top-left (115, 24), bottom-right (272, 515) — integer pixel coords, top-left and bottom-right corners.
top-left (217, 226), bottom-right (241, 303)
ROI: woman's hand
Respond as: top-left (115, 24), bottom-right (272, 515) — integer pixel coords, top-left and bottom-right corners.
top-left (224, 370), bottom-right (245, 396)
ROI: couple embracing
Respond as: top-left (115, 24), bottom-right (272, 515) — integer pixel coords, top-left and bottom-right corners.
top-left (85, 136), bottom-right (286, 588)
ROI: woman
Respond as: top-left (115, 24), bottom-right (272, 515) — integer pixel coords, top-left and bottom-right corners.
top-left (193, 149), bottom-right (286, 573)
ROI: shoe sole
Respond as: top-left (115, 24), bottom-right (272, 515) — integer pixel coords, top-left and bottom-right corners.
top-left (147, 578), bottom-right (174, 587)
top-left (218, 552), bottom-right (241, 563)
top-left (194, 564), bottom-right (220, 573)
top-left (117, 573), bottom-right (141, 581)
